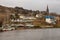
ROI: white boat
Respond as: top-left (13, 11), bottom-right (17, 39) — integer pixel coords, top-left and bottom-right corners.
top-left (3, 27), bottom-right (15, 31)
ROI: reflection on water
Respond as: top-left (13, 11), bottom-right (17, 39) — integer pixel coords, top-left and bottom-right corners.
top-left (0, 28), bottom-right (60, 40)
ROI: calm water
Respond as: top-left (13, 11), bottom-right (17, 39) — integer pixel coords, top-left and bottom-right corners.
top-left (0, 28), bottom-right (60, 40)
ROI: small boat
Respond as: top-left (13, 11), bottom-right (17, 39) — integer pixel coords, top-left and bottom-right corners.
top-left (2, 27), bottom-right (15, 31)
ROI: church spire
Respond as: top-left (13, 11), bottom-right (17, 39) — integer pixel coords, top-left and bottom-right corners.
top-left (46, 5), bottom-right (49, 13)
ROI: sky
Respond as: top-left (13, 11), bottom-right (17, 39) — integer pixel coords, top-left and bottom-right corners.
top-left (0, 0), bottom-right (60, 14)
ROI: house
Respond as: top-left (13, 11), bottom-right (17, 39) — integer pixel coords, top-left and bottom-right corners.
top-left (20, 15), bottom-right (36, 20)
top-left (45, 16), bottom-right (56, 24)
top-left (25, 23), bottom-right (34, 28)
top-left (36, 13), bottom-right (43, 18)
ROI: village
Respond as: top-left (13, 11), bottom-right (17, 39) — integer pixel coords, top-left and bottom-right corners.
top-left (0, 5), bottom-right (60, 31)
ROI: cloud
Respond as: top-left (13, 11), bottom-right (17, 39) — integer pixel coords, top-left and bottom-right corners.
top-left (0, 0), bottom-right (60, 13)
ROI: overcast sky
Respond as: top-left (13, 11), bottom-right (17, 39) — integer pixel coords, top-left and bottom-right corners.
top-left (0, 0), bottom-right (60, 14)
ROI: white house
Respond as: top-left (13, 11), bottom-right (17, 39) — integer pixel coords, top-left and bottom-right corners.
top-left (25, 23), bottom-right (34, 28)
top-left (36, 14), bottom-right (43, 18)
top-left (20, 15), bottom-right (36, 20)
top-left (45, 16), bottom-right (56, 24)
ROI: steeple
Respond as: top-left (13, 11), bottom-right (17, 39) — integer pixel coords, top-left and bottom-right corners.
top-left (46, 5), bottom-right (49, 13)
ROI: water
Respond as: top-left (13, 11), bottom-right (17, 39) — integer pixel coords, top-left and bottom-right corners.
top-left (0, 28), bottom-right (60, 40)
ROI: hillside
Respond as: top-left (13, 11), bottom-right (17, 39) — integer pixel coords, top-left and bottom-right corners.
top-left (0, 5), bottom-right (60, 28)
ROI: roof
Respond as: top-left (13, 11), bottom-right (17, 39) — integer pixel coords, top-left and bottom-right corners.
top-left (45, 16), bottom-right (54, 19)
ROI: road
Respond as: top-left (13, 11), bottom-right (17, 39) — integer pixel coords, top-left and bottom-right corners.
top-left (0, 28), bottom-right (60, 40)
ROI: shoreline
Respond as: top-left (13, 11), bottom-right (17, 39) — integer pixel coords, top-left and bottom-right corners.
top-left (16, 27), bottom-right (60, 30)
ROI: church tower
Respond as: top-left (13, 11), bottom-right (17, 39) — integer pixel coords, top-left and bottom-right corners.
top-left (46, 5), bottom-right (49, 13)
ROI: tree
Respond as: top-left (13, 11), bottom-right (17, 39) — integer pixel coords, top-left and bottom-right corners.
top-left (0, 21), bottom-right (3, 27)
top-left (10, 15), bottom-right (15, 19)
